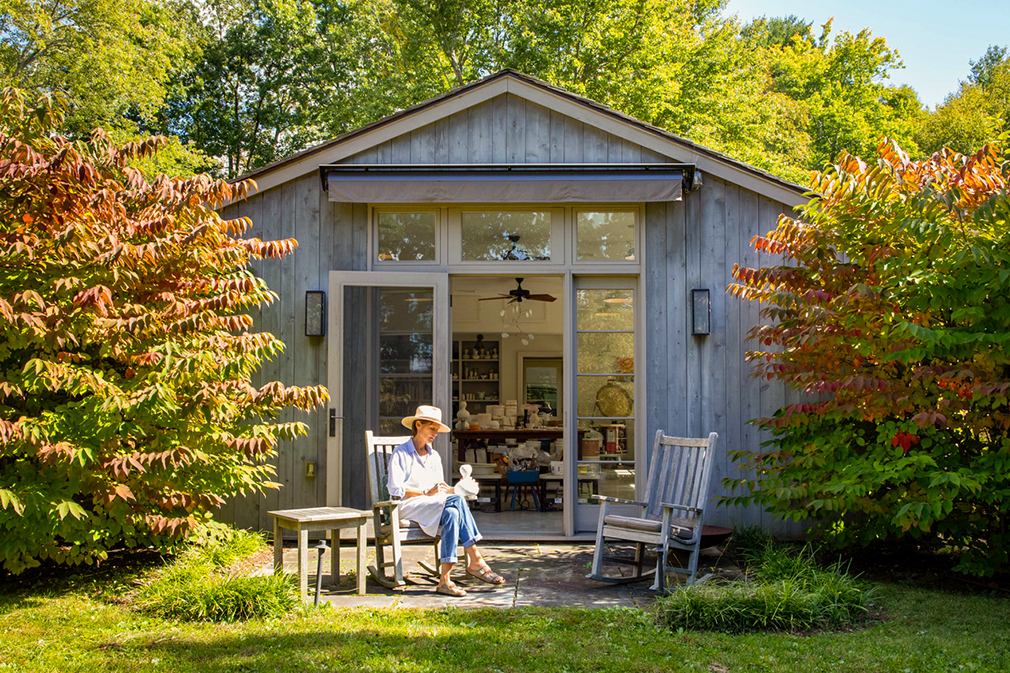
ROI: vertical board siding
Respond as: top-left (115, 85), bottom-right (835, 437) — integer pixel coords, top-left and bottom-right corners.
top-left (342, 93), bottom-right (672, 166)
top-left (223, 173), bottom-right (369, 533)
top-left (468, 99), bottom-right (493, 163)
top-left (448, 110), bottom-right (469, 163)
top-left (700, 177), bottom-right (729, 525)
top-left (722, 183), bottom-right (746, 529)
top-left (410, 127), bottom-right (435, 164)
top-left (644, 179), bottom-right (796, 532)
top-left (583, 125), bottom-right (609, 163)
top-left (643, 202), bottom-right (669, 471)
top-left (525, 101), bottom-right (551, 162)
top-left (733, 188), bottom-right (763, 528)
top-left (434, 119), bottom-right (450, 163)
top-left (505, 93), bottom-right (524, 163)
top-left (684, 178), bottom-right (703, 439)
top-left (562, 116), bottom-right (584, 163)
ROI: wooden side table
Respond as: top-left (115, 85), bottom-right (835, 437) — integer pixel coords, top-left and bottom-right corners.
top-left (268, 507), bottom-right (369, 599)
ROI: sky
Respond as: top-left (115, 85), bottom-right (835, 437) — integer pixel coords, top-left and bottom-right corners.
top-left (723, 0), bottom-right (1010, 109)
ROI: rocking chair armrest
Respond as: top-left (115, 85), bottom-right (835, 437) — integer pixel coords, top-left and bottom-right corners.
top-left (659, 502), bottom-right (702, 515)
top-left (591, 494), bottom-right (649, 507)
top-left (372, 499), bottom-right (401, 511)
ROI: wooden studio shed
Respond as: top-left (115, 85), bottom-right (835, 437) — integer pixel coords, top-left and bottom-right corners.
top-left (219, 70), bottom-right (807, 539)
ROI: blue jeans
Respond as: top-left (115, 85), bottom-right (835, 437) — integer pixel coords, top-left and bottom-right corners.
top-left (439, 494), bottom-right (482, 564)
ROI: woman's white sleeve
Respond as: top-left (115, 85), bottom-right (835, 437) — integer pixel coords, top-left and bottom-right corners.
top-left (386, 450), bottom-right (408, 498)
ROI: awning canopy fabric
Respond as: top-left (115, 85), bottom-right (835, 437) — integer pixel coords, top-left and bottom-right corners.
top-left (320, 164), bottom-right (691, 203)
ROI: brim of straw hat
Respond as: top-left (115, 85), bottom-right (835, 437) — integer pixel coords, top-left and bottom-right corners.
top-left (400, 414), bottom-right (451, 433)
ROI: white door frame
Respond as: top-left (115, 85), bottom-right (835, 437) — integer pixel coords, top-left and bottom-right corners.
top-left (326, 271), bottom-right (451, 506)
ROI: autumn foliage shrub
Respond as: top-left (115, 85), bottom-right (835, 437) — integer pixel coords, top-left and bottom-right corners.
top-left (0, 89), bottom-right (327, 573)
top-left (725, 139), bottom-right (1010, 577)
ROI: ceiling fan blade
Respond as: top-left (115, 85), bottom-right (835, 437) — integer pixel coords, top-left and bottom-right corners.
top-left (526, 294), bottom-right (557, 302)
top-left (478, 295), bottom-right (513, 301)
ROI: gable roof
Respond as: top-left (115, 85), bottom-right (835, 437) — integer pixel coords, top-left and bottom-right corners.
top-left (238, 70), bottom-right (807, 207)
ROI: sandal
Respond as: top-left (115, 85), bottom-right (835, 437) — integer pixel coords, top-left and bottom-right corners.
top-left (436, 582), bottom-right (467, 597)
top-left (466, 565), bottom-right (506, 585)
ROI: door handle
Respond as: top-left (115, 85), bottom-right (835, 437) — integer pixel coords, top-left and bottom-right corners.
top-left (329, 409), bottom-right (343, 437)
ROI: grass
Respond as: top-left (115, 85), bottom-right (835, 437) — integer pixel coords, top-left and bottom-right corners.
top-left (657, 541), bottom-right (874, 633)
top-left (0, 537), bottom-right (1008, 672)
top-left (130, 528), bottom-right (298, 622)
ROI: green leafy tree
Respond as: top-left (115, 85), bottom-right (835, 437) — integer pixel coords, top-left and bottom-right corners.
top-left (0, 0), bottom-right (195, 135)
top-left (725, 138), bottom-right (1010, 577)
top-left (916, 45), bottom-right (1009, 156)
top-left (755, 19), bottom-right (923, 170)
top-left (161, 0), bottom-right (356, 178)
top-left (0, 88), bottom-right (328, 573)
top-left (740, 14), bottom-right (812, 48)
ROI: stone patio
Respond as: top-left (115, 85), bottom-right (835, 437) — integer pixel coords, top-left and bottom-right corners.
top-left (273, 541), bottom-right (738, 609)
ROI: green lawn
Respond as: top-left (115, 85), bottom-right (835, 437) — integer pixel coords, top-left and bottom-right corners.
top-left (1, 570), bottom-right (1008, 673)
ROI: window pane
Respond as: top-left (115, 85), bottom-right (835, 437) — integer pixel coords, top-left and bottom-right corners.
top-left (576, 422), bottom-right (636, 503)
top-left (379, 290), bottom-right (433, 332)
top-left (377, 212), bottom-right (436, 261)
top-left (576, 289), bottom-right (634, 331)
top-left (577, 211), bottom-right (636, 261)
top-left (378, 288), bottom-right (433, 431)
top-left (577, 375), bottom-right (634, 418)
top-left (577, 333), bottom-right (634, 374)
top-left (461, 211), bottom-right (551, 261)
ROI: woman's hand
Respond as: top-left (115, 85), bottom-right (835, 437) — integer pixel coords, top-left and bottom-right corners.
top-left (425, 482), bottom-right (451, 496)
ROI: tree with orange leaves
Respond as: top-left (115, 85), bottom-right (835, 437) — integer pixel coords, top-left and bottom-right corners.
top-left (725, 138), bottom-right (1010, 576)
top-left (0, 89), bottom-right (328, 573)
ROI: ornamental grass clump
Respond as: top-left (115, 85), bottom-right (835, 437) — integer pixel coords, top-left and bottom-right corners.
top-left (132, 527), bottom-right (298, 621)
top-left (658, 539), bottom-right (873, 633)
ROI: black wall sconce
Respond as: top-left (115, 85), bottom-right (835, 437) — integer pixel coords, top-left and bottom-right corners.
top-left (691, 288), bottom-right (710, 336)
top-left (305, 290), bottom-right (326, 337)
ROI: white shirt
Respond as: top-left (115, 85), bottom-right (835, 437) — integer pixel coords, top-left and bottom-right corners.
top-left (386, 439), bottom-right (446, 536)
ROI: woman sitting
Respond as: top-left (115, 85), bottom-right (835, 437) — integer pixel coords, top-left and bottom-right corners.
top-left (386, 405), bottom-right (506, 597)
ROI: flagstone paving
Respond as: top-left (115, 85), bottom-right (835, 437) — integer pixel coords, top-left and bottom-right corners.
top-left (272, 542), bottom-right (738, 609)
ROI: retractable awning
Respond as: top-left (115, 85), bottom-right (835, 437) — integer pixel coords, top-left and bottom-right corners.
top-left (319, 164), bottom-right (695, 203)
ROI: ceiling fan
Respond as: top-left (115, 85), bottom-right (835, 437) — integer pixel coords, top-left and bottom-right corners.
top-left (479, 277), bottom-right (557, 304)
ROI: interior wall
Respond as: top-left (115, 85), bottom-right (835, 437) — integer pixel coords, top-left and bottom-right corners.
top-left (501, 334), bottom-right (563, 408)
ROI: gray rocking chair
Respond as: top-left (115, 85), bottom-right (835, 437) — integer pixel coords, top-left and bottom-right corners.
top-left (365, 431), bottom-right (442, 589)
top-left (587, 430), bottom-right (718, 591)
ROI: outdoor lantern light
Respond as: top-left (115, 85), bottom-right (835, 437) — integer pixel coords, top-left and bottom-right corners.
top-left (305, 290), bottom-right (326, 337)
top-left (691, 288), bottom-right (710, 336)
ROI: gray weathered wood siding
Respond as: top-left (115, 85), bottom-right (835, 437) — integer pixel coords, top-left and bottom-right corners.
top-left (219, 173), bottom-right (366, 532)
top-left (342, 94), bottom-right (669, 166)
top-left (215, 89), bottom-right (802, 536)
top-left (644, 174), bottom-right (803, 534)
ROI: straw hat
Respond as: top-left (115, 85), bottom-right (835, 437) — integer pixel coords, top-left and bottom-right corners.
top-left (401, 405), bottom-right (451, 433)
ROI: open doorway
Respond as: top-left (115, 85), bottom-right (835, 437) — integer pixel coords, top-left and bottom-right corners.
top-left (449, 275), bottom-right (564, 538)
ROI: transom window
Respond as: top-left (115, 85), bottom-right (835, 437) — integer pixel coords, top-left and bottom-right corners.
top-left (372, 206), bottom-right (641, 267)
top-left (460, 211), bottom-right (552, 261)
top-left (376, 211), bottom-right (437, 262)
top-left (576, 211), bottom-right (636, 262)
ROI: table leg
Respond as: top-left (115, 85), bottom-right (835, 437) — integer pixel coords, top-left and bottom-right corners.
top-left (298, 528), bottom-right (309, 601)
top-left (273, 519), bottom-right (283, 575)
top-left (331, 529), bottom-right (341, 588)
top-left (356, 521), bottom-right (367, 595)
